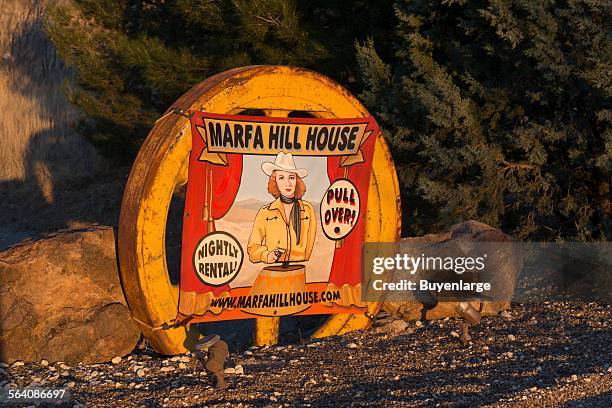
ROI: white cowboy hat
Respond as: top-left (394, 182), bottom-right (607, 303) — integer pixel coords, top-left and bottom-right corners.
top-left (261, 152), bottom-right (308, 178)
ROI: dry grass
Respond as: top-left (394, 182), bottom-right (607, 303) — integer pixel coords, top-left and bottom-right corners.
top-left (0, 0), bottom-right (100, 192)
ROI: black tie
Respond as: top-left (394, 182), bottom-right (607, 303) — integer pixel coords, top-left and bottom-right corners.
top-left (280, 195), bottom-right (301, 244)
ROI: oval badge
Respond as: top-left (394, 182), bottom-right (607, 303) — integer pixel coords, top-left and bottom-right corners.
top-left (320, 178), bottom-right (361, 240)
top-left (193, 231), bottom-right (244, 286)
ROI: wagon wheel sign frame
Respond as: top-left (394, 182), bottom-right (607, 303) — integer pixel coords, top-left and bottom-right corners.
top-left (118, 66), bottom-right (401, 355)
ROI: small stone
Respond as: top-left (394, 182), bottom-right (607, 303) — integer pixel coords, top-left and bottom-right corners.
top-left (607, 367), bottom-right (612, 373)
top-left (180, 356), bottom-right (191, 363)
top-left (500, 310), bottom-right (512, 319)
top-left (61, 371), bottom-right (70, 377)
top-left (521, 396), bottom-right (527, 400)
top-left (60, 364), bottom-right (70, 370)
top-left (111, 357), bottom-right (122, 364)
top-left (12, 361), bottom-right (24, 367)
top-left (375, 319), bottom-right (408, 334)
top-left (178, 363), bottom-right (187, 370)
top-left (530, 387), bottom-right (537, 391)
top-left (135, 384), bottom-right (143, 389)
top-left (137, 369), bottom-right (146, 377)
top-left (160, 366), bottom-right (174, 373)
top-left (415, 321), bottom-right (423, 328)
top-left (224, 367), bottom-right (235, 374)
top-left (483, 346), bottom-right (490, 351)
top-left (66, 382), bottom-right (75, 388)
top-left (450, 331), bottom-right (459, 338)
top-left (347, 343), bottom-right (358, 349)
top-left (170, 356), bottom-right (181, 362)
top-left (0, 362), bottom-right (8, 368)
top-left (508, 334), bottom-right (516, 341)
top-left (270, 396), bottom-right (278, 402)
top-left (571, 374), bottom-right (578, 381)
top-left (40, 360), bottom-right (49, 366)
top-left (234, 365), bottom-right (244, 375)
top-left (243, 350), bottom-right (253, 356)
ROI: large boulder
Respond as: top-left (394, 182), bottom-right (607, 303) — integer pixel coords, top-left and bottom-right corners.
top-left (0, 226), bottom-right (140, 363)
top-left (383, 220), bottom-right (520, 320)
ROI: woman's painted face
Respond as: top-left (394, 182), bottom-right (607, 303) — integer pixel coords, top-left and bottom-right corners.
top-left (275, 170), bottom-right (297, 198)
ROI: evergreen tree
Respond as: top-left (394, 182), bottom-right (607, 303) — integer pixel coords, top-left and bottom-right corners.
top-left (357, 0), bottom-right (611, 241)
top-left (44, 0), bottom-right (394, 158)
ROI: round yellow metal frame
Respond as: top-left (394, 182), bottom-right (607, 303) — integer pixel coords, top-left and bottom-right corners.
top-left (118, 66), bottom-right (401, 355)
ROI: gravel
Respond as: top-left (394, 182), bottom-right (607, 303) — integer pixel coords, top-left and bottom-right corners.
top-left (1, 302), bottom-right (610, 407)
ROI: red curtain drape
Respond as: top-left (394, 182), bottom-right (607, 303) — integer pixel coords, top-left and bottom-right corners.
top-left (326, 129), bottom-right (377, 287)
top-left (179, 118), bottom-right (243, 297)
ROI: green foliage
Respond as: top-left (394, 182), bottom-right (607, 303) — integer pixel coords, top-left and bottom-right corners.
top-left (45, 0), bottom-right (610, 241)
top-left (357, 0), bottom-right (611, 241)
top-left (44, 0), bottom-right (394, 158)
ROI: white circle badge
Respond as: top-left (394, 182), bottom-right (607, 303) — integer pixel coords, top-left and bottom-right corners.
top-left (320, 178), bottom-right (361, 240)
top-left (193, 231), bottom-right (244, 286)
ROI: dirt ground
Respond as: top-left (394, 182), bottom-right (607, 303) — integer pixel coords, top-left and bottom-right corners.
top-left (1, 302), bottom-right (610, 407)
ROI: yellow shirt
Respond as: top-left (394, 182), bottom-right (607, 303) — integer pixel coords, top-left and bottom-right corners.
top-left (247, 198), bottom-right (316, 263)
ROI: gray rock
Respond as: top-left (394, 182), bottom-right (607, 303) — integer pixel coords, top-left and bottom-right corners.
top-left (0, 227), bottom-right (140, 364)
top-left (375, 319), bottom-right (408, 334)
top-left (384, 221), bottom-right (520, 320)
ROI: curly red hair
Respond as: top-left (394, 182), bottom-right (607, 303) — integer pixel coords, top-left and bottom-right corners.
top-left (267, 171), bottom-right (306, 199)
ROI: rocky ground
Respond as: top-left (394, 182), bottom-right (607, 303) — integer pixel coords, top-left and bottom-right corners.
top-left (1, 302), bottom-right (610, 407)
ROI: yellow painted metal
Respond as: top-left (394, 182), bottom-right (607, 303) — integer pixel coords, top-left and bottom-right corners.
top-left (254, 316), bottom-right (280, 346)
top-left (118, 66), bottom-right (401, 354)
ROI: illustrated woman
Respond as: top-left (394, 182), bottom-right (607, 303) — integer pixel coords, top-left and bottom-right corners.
top-left (247, 152), bottom-right (316, 265)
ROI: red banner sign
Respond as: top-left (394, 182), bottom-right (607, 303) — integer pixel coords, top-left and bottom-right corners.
top-left (179, 112), bottom-right (380, 321)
